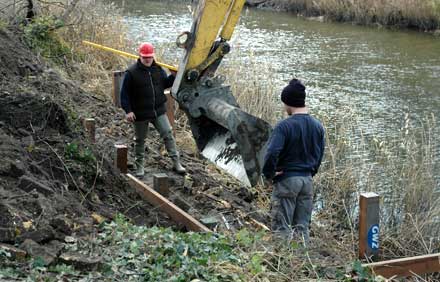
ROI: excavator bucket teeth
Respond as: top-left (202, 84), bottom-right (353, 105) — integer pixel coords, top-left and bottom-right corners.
top-left (177, 86), bottom-right (272, 186)
top-left (190, 116), bottom-right (271, 186)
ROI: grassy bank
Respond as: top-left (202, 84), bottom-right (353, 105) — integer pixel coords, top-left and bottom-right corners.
top-left (262, 0), bottom-right (440, 31)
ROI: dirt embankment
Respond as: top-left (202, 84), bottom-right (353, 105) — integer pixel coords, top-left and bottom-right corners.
top-left (0, 26), bottom-right (268, 263)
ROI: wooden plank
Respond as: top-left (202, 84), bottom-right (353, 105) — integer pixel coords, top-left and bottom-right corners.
top-left (83, 118), bottom-right (96, 143)
top-left (114, 144), bottom-right (128, 173)
top-left (359, 192), bottom-right (380, 259)
top-left (153, 173), bottom-right (169, 197)
top-left (363, 253), bottom-right (440, 278)
top-left (126, 174), bottom-right (210, 232)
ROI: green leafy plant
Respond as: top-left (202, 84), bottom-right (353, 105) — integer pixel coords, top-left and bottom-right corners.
top-left (48, 264), bottom-right (77, 275)
top-left (0, 267), bottom-right (21, 280)
top-left (352, 260), bottom-right (375, 281)
top-left (23, 16), bottom-right (71, 64)
top-left (65, 142), bottom-right (96, 164)
top-left (0, 19), bottom-right (6, 31)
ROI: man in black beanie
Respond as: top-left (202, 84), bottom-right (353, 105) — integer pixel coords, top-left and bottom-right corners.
top-left (263, 79), bottom-right (325, 244)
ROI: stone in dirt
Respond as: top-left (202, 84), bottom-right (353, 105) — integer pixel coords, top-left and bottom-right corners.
top-left (0, 243), bottom-right (27, 260)
top-left (18, 225), bottom-right (56, 243)
top-left (18, 175), bottom-right (54, 196)
top-left (58, 252), bottom-right (103, 271)
top-left (0, 227), bottom-right (15, 243)
top-left (19, 239), bottom-right (58, 265)
top-left (50, 215), bottom-right (73, 235)
top-left (0, 159), bottom-right (26, 178)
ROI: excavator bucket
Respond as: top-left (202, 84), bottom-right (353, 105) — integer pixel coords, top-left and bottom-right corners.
top-left (172, 0), bottom-right (272, 186)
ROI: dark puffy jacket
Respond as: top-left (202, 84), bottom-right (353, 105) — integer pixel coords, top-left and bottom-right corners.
top-left (121, 59), bottom-right (174, 121)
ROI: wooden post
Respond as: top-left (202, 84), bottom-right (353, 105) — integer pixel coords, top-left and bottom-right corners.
top-left (165, 90), bottom-right (175, 134)
top-left (363, 253), bottom-right (440, 278)
top-left (114, 144), bottom-right (128, 173)
top-left (359, 192), bottom-right (380, 260)
top-left (153, 173), bottom-right (169, 197)
top-left (126, 174), bottom-right (210, 232)
top-left (112, 71), bottom-right (125, 108)
top-left (84, 118), bottom-right (95, 143)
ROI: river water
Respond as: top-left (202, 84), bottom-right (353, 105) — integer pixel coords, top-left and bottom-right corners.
top-left (111, 0), bottom-right (439, 202)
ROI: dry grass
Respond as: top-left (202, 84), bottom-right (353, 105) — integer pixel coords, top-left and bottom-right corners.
top-left (267, 0), bottom-right (440, 30)
top-left (315, 107), bottom-right (439, 259)
top-left (219, 49), bottom-right (279, 125)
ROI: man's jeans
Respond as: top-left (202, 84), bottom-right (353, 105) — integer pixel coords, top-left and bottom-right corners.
top-left (271, 176), bottom-right (313, 242)
top-left (133, 114), bottom-right (178, 168)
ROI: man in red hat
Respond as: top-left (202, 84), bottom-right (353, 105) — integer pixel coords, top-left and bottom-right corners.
top-left (121, 42), bottom-right (186, 177)
top-left (263, 79), bottom-right (325, 244)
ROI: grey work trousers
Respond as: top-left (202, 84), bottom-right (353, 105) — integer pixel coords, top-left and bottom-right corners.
top-left (271, 176), bottom-right (313, 242)
top-left (133, 114), bottom-right (178, 168)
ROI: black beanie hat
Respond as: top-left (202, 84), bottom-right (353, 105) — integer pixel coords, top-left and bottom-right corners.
top-left (281, 79), bottom-right (306, 107)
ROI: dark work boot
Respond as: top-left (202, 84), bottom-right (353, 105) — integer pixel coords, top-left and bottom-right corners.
top-left (172, 156), bottom-right (186, 175)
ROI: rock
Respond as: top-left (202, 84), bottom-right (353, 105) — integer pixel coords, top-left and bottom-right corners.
top-left (200, 216), bottom-right (220, 229)
top-left (17, 128), bottom-right (31, 136)
top-left (9, 160), bottom-right (26, 178)
top-left (0, 243), bottom-right (27, 260)
top-left (45, 240), bottom-right (64, 256)
top-left (0, 203), bottom-right (13, 226)
top-left (18, 225), bottom-right (55, 243)
top-left (58, 252), bottom-right (103, 271)
top-left (50, 215), bottom-right (73, 235)
top-left (18, 175), bottom-right (54, 196)
top-left (0, 227), bottom-right (15, 243)
top-left (91, 213), bottom-right (107, 225)
top-left (0, 159), bottom-right (25, 177)
top-left (246, 0), bottom-right (267, 7)
top-left (19, 239), bottom-right (56, 265)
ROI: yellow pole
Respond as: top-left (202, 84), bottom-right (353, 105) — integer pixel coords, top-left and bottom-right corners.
top-left (82, 40), bottom-right (178, 72)
top-left (220, 0), bottom-right (246, 40)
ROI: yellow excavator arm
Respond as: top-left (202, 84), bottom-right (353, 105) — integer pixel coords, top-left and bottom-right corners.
top-left (173, 0), bottom-right (245, 92)
top-left (184, 0), bottom-right (244, 69)
top-left (172, 0), bottom-right (272, 186)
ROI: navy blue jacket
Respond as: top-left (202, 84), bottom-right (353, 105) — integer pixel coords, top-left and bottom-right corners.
top-left (120, 59), bottom-right (174, 121)
top-left (263, 113), bottom-right (325, 183)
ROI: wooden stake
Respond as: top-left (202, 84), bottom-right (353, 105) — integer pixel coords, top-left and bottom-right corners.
top-left (112, 71), bottom-right (125, 108)
top-left (126, 174), bottom-right (210, 232)
top-left (359, 192), bottom-right (380, 260)
top-left (84, 118), bottom-right (95, 143)
top-left (165, 90), bottom-right (175, 134)
top-left (153, 173), bottom-right (169, 197)
top-left (363, 253), bottom-right (440, 278)
top-left (114, 144), bottom-right (128, 173)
